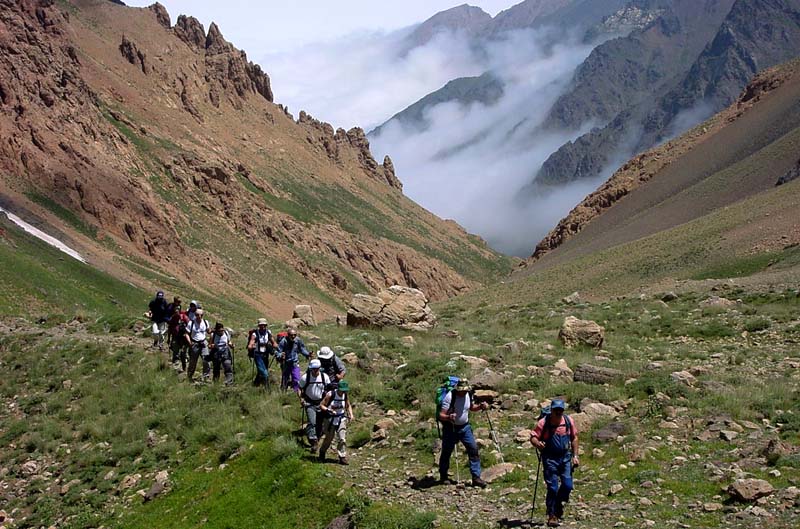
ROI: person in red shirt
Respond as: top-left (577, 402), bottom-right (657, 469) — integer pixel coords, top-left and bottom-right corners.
top-left (530, 399), bottom-right (580, 527)
top-left (167, 303), bottom-right (189, 372)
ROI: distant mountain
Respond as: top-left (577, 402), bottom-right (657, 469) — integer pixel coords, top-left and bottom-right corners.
top-left (536, 0), bottom-right (800, 186)
top-left (374, 0), bottom-right (627, 135)
top-left (523, 56), bottom-right (800, 270)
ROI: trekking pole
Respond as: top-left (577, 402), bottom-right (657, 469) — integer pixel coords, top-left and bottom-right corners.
top-left (265, 353), bottom-right (273, 392)
top-left (231, 348), bottom-right (235, 384)
top-left (530, 450), bottom-right (542, 522)
top-left (484, 409), bottom-right (504, 464)
top-left (454, 444), bottom-right (461, 485)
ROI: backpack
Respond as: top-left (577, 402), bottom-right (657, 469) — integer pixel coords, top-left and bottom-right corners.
top-left (435, 376), bottom-right (461, 419)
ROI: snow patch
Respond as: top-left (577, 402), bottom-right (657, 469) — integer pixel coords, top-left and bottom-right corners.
top-left (0, 206), bottom-right (87, 263)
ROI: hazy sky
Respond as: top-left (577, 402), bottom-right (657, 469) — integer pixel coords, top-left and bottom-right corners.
top-left (126, 1), bottom-right (514, 52)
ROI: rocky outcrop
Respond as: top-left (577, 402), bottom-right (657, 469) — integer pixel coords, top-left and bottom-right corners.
top-left (346, 286), bottom-right (436, 331)
top-left (174, 15), bottom-right (206, 49)
top-left (119, 35), bottom-right (148, 74)
top-left (558, 316), bottom-right (605, 348)
top-left (573, 364), bottom-right (623, 385)
top-left (147, 2), bottom-right (170, 29)
top-left (383, 156), bottom-right (402, 190)
top-left (346, 128), bottom-right (402, 190)
top-left (727, 478), bottom-right (775, 502)
top-left (288, 305), bottom-right (315, 327)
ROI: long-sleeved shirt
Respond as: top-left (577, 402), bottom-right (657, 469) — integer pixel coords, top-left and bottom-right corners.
top-left (277, 337), bottom-right (309, 364)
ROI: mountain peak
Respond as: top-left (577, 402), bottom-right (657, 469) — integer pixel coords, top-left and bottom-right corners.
top-left (404, 4), bottom-right (491, 49)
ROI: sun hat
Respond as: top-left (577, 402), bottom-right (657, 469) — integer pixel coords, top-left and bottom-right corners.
top-left (455, 379), bottom-right (471, 392)
top-left (550, 399), bottom-right (566, 410)
top-left (318, 346), bottom-right (334, 360)
top-left (337, 380), bottom-right (350, 392)
top-left (309, 359), bottom-right (321, 369)
top-left (257, 318), bottom-right (268, 326)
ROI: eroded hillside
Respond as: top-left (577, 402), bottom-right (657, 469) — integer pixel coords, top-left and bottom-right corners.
top-left (0, 0), bottom-right (511, 320)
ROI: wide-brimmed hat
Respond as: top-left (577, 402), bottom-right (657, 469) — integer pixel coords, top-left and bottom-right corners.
top-left (337, 380), bottom-right (350, 393)
top-left (455, 379), bottom-right (471, 392)
top-left (257, 318), bottom-right (268, 326)
top-left (318, 346), bottom-right (334, 360)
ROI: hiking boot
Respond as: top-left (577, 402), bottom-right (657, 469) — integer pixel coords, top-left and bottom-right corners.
top-left (555, 504), bottom-right (564, 520)
top-left (439, 475), bottom-right (455, 485)
top-left (547, 515), bottom-right (559, 527)
top-left (338, 456), bottom-right (348, 465)
top-left (309, 440), bottom-right (318, 453)
top-left (471, 476), bottom-right (488, 489)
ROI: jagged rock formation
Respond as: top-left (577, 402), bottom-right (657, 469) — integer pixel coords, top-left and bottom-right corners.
top-left (0, 0), bottom-right (507, 317)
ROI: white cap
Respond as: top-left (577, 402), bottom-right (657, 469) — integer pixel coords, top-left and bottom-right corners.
top-left (317, 346), bottom-right (334, 360)
top-left (309, 359), bottom-right (321, 369)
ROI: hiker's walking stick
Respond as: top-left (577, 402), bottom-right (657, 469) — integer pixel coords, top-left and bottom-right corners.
top-left (530, 450), bottom-right (542, 522)
top-left (265, 352), bottom-right (273, 392)
top-left (454, 443), bottom-right (461, 485)
top-left (484, 409), bottom-right (504, 464)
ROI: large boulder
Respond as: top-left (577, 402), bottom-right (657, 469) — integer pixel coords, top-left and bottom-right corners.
top-left (346, 286), bottom-right (436, 331)
top-left (727, 478), bottom-right (775, 502)
top-left (292, 305), bottom-right (316, 326)
top-left (471, 368), bottom-right (507, 391)
top-left (558, 316), bottom-right (605, 348)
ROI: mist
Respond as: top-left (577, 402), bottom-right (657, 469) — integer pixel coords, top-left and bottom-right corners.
top-left (263, 24), bottom-right (614, 257)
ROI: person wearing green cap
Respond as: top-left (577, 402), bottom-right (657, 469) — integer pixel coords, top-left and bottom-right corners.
top-left (318, 380), bottom-right (354, 465)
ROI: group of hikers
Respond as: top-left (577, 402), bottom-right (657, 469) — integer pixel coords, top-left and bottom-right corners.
top-left (146, 291), bottom-right (578, 526)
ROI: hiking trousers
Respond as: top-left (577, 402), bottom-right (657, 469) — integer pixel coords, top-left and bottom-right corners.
top-left (439, 422), bottom-right (481, 479)
top-left (212, 351), bottom-right (233, 386)
top-left (281, 361), bottom-right (301, 392)
top-left (187, 341), bottom-right (210, 382)
top-left (152, 321), bottom-right (167, 347)
top-left (170, 339), bottom-right (187, 371)
top-left (253, 353), bottom-right (269, 386)
top-left (319, 416), bottom-right (348, 458)
top-left (304, 402), bottom-right (322, 443)
top-left (543, 454), bottom-right (573, 517)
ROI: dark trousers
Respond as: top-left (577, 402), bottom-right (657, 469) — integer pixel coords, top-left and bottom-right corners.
top-left (187, 341), bottom-right (210, 382)
top-left (253, 353), bottom-right (269, 386)
top-left (439, 423), bottom-right (481, 478)
top-left (543, 454), bottom-right (573, 516)
top-left (170, 338), bottom-right (187, 370)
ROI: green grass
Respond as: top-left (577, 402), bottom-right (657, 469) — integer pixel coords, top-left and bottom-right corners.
top-left (25, 192), bottom-right (98, 238)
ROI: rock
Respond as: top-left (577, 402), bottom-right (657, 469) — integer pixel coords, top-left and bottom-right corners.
top-left (473, 390), bottom-right (500, 404)
top-left (325, 515), bottom-right (352, 529)
top-left (155, 470), bottom-right (169, 485)
top-left (639, 497), bottom-right (653, 506)
top-left (581, 402), bottom-right (620, 422)
top-left (670, 370), bottom-right (697, 386)
top-left (346, 286), bottom-right (436, 331)
top-left (502, 339), bottom-right (529, 353)
top-left (573, 364), bottom-right (624, 385)
top-left (720, 430), bottom-right (739, 442)
top-left (482, 463), bottom-right (518, 483)
top-left (371, 428), bottom-right (388, 442)
top-left (592, 422), bottom-right (627, 443)
top-left (341, 353), bottom-right (359, 366)
top-left (285, 318), bottom-right (305, 329)
top-left (458, 355), bottom-right (489, 370)
top-left (471, 368), bottom-right (506, 391)
top-left (558, 316), bottom-right (605, 348)
top-left (562, 291), bottom-right (581, 304)
top-left (661, 292), bottom-right (678, 302)
top-left (550, 358), bottom-right (574, 381)
top-left (21, 460), bottom-right (38, 475)
top-left (609, 483), bottom-right (624, 495)
top-left (592, 448), bottom-right (606, 458)
top-left (60, 478), bottom-right (80, 495)
top-left (700, 296), bottom-right (737, 308)
top-left (292, 305), bottom-right (316, 327)
top-left (120, 473), bottom-right (142, 490)
top-left (119, 35), bottom-right (148, 74)
top-left (174, 15), bottom-right (205, 49)
top-left (373, 418), bottom-right (398, 432)
top-left (762, 439), bottom-right (795, 465)
top-left (143, 480), bottom-right (165, 502)
top-left (442, 330), bottom-right (461, 339)
top-left (727, 478), bottom-right (775, 502)
top-left (62, 379), bottom-right (72, 390)
top-left (523, 398), bottom-right (540, 411)
top-left (401, 336), bottom-right (415, 348)
top-left (703, 502), bottom-right (723, 512)
top-left (515, 429), bottom-right (532, 443)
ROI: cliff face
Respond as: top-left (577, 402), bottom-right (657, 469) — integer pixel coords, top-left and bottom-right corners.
top-left (0, 0), bottom-right (509, 316)
top-left (535, 0), bottom-right (800, 187)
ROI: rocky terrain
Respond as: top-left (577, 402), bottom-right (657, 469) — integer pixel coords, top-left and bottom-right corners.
top-left (0, 0), bottom-right (510, 321)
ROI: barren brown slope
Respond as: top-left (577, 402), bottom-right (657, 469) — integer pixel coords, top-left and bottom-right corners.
top-left (0, 0), bottom-right (511, 319)
top-left (523, 57), bottom-right (800, 273)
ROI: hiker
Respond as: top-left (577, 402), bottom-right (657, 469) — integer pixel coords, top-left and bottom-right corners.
top-left (166, 296), bottom-right (181, 317)
top-left (276, 328), bottom-right (309, 392)
top-left (185, 308), bottom-right (211, 383)
top-left (317, 346), bottom-right (346, 381)
top-left (298, 358), bottom-right (330, 452)
top-left (530, 399), bottom-right (580, 527)
top-left (167, 303), bottom-right (189, 372)
top-left (186, 300), bottom-right (200, 323)
top-left (438, 379), bottom-right (488, 488)
top-left (318, 379), bottom-right (354, 465)
top-left (209, 322), bottom-right (234, 386)
top-left (147, 290), bottom-right (170, 350)
top-left (247, 318), bottom-right (277, 387)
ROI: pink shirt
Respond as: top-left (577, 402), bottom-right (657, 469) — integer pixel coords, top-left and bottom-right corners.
top-left (532, 416), bottom-right (578, 442)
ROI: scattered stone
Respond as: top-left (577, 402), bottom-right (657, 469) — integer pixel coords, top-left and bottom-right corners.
top-left (501, 339), bottom-right (529, 353)
top-left (593, 422), bottom-right (627, 443)
top-left (562, 292), bottom-right (581, 304)
top-left (371, 428), bottom-right (388, 442)
top-left (146, 430), bottom-right (158, 447)
top-left (473, 390), bottom-right (499, 404)
top-left (550, 358), bottom-right (574, 381)
top-left (523, 398), bottom-right (540, 411)
top-left (401, 336), bottom-right (415, 348)
top-left (21, 460), bottom-right (39, 475)
top-left (720, 430), bottom-right (739, 442)
top-left (459, 354), bottom-right (489, 370)
top-left (515, 429), bottom-right (532, 443)
top-left (373, 418), bottom-right (398, 432)
top-left (143, 480), bottom-right (165, 502)
top-left (482, 463), bottom-right (518, 483)
top-left (558, 316), bottom-right (605, 348)
top-left (581, 402), bottom-right (620, 422)
top-left (341, 353), bottom-right (359, 366)
top-left (60, 478), bottom-right (81, 495)
top-left (609, 483), bottom-right (624, 495)
top-left (703, 502), bottom-right (723, 512)
top-left (661, 292), bottom-right (678, 302)
top-left (727, 478), bottom-right (775, 502)
top-left (471, 368), bottom-right (506, 391)
top-left (700, 296), bottom-right (737, 308)
top-left (291, 305), bottom-right (316, 326)
top-left (120, 473), bottom-right (142, 490)
top-left (670, 370), bottom-right (697, 387)
top-left (573, 364), bottom-right (624, 385)
top-left (62, 379), bottom-right (72, 390)
top-left (325, 515), bottom-right (352, 529)
top-left (592, 448), bottom-right (606, 458)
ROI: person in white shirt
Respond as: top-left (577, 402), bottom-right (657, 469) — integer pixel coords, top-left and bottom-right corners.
top-left (209, 322), bottom-right (234, 386)
top-left (438, 379), bottom-right (488, 488)
top-left (184, 309), bottom-right (211, 383)
top-left (298, 359), bottom-right (330, 452)
top-left (319, 380), bottom-right (354, 465)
